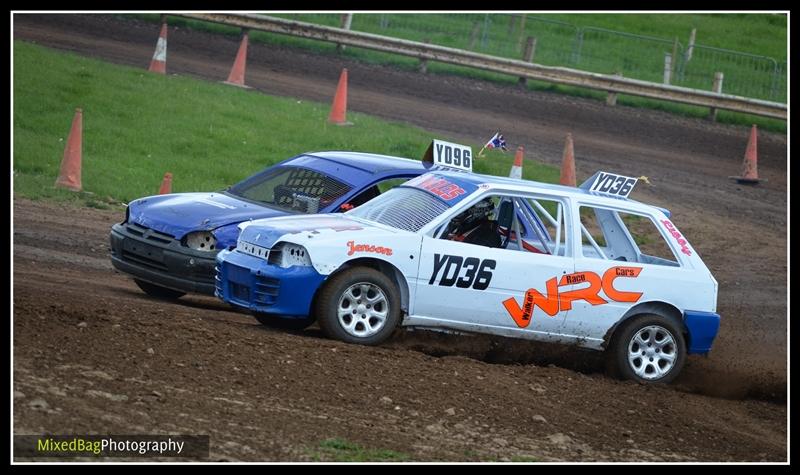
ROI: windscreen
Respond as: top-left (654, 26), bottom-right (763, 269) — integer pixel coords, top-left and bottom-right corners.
top-left (228, 166), bottom-right (352, 213)
top-left (347, 186), bottom-right (450, 233)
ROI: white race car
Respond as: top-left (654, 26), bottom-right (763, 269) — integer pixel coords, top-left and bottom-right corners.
top-left (215, 141), bottom-right (720, 383)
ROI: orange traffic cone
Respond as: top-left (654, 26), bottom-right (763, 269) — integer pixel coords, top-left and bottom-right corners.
top-left (149, 23), bottom-right (167, 74)
top-left (224, 31), bottom-right (250, 88)
top-left (560, 133), bottom-right (576, 187)
top-left (328, 68), bottom-right (353, 126)
top-left (509, 146), bottom-right (524, 179)
top-left (55, 108), bottom-right (83, 192)
top-left (158, 172), bottom-right (173, 194)
top-left (729, 125), bottom-right (763, 184)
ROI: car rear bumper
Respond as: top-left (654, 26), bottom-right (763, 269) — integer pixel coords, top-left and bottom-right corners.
top-left (109, 222), bottom-right (217, 295)
top-left (215, 249), bottom-right (326, 318)
top-left (684, 310), bottom-right (721, 354)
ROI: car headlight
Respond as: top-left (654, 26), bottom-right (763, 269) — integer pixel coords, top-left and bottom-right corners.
top-left (183, 231), bottom-right (218, 252)
top-left (268, 242), bottom-right (312, 268)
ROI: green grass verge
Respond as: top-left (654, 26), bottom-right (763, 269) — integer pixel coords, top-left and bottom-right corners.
top-left (120, 14), bottom-right (785, 133)
top-left (13, 41), bottom-right (559, 206)
top-left (307, 438), bottom-right (410, 462)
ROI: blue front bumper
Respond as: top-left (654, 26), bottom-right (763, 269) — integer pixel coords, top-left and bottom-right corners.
top-left (215, 249), bottom-right (327, 318)
top-left (684, 310), bottom-right (721, 354)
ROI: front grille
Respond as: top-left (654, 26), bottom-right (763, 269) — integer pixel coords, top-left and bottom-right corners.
top-left (254, 276), bottom-right (280, 306)
top-left (230, 282), bottom-right (250, 302)
top-left (220, 260), bottom-right (279, 307)
top-left (122, 250), bottom-right (168, 271)
top-left (222, 261), bottom-right (251, 305)
top-left (125, 222), bottom-right (175, 244)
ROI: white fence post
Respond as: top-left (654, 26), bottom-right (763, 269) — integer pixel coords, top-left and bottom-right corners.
top-left (518, 36), bottom-right (536, 86)
top-left (606, 72), bottom-right (623, 106)
top-left (336, 13), bottom-right (353, 52)
top-left (516, 14), bottom-right (527, 52)
top-left (709, 71), bottom-right (724, 121)
top-left (419, 38), bottom-right (430, 73)
top-left (663, 53), bottom-right (672, 85)
top-left (686, 28), bottom-right (696, 62)
top-left (468, 21), bottom-right (481, 50)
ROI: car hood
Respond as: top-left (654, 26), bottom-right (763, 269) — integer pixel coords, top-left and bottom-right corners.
top-left (239, 214), bottom-right (385, 249)
top-left (128, 192), bottom-right (288, 239)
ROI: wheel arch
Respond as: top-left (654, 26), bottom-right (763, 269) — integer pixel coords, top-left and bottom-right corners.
top-left (319, 257), bottom-right (410, 314)
top-left (602, 300), bottom-right (685, 350)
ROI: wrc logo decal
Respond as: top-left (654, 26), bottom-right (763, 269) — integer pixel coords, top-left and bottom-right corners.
top-left (502, 266), bottom-right (643, 328)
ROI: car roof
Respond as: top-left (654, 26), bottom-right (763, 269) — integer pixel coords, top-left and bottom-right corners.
top-left (430, 169), bottom-right (668, 215)
top-left (301, 152), bottom-right (429, 174)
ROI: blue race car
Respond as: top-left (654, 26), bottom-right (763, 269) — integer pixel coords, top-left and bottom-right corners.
top-left (109, 152), bottom-right (430, 299)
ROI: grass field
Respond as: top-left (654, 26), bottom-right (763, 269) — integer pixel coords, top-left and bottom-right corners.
top-left (519, 13), bottom-right (787, 61)
top-left (12, 41), bottom-right (560, 207)
top-left (124, 13), bottom-right (786, 133)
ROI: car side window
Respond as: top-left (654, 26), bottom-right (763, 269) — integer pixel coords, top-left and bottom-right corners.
top-left (578, 205), bottom-right (680, 266)
top-left (517, 197), bottom-right (569, 256)
top-left (436, 194), bottom-right (563, 254)
top-left (439, 195), bottom-right (508, 249)
top-left (231, 166), bottom-right (352, 214)
top-left (338, 177), bottom-right (411, 212)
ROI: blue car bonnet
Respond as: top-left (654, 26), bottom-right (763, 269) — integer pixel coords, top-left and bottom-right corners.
top-left (128, 192), bottom-right (287, 239)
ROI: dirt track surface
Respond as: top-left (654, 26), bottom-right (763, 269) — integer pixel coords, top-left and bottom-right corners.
top-left (13, 14), bottom-right (787, 461)
top-left (11, 199), bottom-right (789, 461)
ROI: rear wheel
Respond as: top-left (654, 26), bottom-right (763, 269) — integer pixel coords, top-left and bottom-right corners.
top-left (609, 314), bottom-right (686, 384)
top-left (316, 267), bottom-right (401, 345)
top-left (134, 279), bottom-right (186, 300)
top-left (252, 313), bottom-right (315, 331)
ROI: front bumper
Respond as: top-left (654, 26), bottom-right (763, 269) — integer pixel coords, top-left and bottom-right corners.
top-left (109, 222), bottom-right (217, 295)
top-left (684, 310), bottom-right (721, 354)
top-left (216, 249), bottom-right (326, 318)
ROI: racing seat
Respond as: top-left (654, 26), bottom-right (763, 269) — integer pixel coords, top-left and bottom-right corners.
top-left (496, 200), bottom-right (514, 249)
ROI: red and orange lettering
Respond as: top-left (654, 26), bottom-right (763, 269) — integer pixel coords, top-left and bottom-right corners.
top-left (602, 266), bottom-right (643, 302)
top-left (503, 267), bottom-right (645, 327)
top-left (346, 240), bottom-right (393, 257)
top-left (502, 277), bottom-right (559, 328)
top-left (557, 272), bottom-right (607, 311)
top-left (413, 176), bottom-right (465, 201)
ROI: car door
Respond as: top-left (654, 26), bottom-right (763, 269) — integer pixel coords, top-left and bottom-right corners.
top-left (412, 193), bottom-right (576, 341)
top-left (563, 203), bottom-right (698, 343)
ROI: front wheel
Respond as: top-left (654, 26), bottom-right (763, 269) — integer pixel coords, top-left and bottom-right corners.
top-left (609, 314), bottom-right (686, 384)
top-left (134, 279), bottom-right (186, 300)
top-left (315, 267), bottom-right (401, 345)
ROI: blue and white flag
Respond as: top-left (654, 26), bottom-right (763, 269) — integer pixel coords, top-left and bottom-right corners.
top-left (485, 132), bottom-right (508, 151)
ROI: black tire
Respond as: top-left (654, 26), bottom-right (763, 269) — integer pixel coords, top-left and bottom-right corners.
top-left (252, 312), bottom-right (315, 331)
top-left (315, 267), bottom-right (401, 345)
top-left (134, 279), bottom-right (186, 300)
top-left (608, 314), bottom-right (686, 384)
